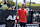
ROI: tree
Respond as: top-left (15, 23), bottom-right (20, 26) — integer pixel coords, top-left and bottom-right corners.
top-left (7, 0), bottom-right (16, 7)
top-left (7, 0), bottom-right (11, 4)
top-left (12, 1), bottom-right (16, 6)
top-left (25, 3), bottom-right (29, 7)
top-left (18, 3), bottom-right (21, 8)
top-left (0, 1), bottom-right (4, 5)
top-left (0, 1), bottom-right (2, 5)
top-left (7, 0), bottom-right (11, 7)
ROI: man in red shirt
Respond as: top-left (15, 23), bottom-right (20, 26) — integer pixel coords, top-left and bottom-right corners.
top-left (15, 3), bottom-right (29, 27)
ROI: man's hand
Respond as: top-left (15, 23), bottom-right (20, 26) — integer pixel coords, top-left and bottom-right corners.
top-left (14, 22), bottom-right (17, 27)
top-left (15, 20), bottom-right (17, 24)
top-left (15, 14), bottom-right (18, 24)
top-left (15, 22), bottom-right (17, 24)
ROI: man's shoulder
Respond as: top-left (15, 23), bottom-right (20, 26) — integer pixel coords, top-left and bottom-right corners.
top-left (18, 8), bottom-right (21, 10)
top-left (24, 9), bottom-right (26, 10)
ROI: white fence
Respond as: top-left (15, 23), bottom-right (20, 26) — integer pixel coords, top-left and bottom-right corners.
top-left (0, 24), bottom-right (6, 27)
top-left (17, 24), bottom-right (39, 27)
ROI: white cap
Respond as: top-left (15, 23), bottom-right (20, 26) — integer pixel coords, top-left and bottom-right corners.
top-left (12, 6), bottom-right (15, 8)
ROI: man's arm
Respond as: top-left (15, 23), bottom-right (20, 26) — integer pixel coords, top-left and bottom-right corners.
top-left (15, 9), bottom-right (19, 24)
top-left (15, 13), bottom-right (19, 24)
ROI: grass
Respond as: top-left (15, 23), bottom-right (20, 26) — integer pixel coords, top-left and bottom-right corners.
top-left (25, 3), bottom-right (40, 6)
top-left (18, 3), bottom-right (40, 7)
top-left (31, 3), bottom-right (40, 6)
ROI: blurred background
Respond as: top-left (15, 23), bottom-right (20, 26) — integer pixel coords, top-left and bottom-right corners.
top-left (0, 0), bottom-right (40, 27)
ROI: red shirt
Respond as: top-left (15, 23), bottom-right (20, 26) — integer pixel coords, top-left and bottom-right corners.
top-left (17, 8), bottom-right (27, 23)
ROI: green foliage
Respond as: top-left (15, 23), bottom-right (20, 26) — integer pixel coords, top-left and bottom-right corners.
top-left (12, 1), bottom-right (16, 6)
top-left (7, 0), bottom-right (16, 7)
top-left (7, 0), bottom-right (11, 4)
top-left (18, 3), bottom-right (29, 8)
top-left (18, 3), bottom-right (40, 8)
top-left (0, 1), bottom-right (4, 5)
top-left (0, 0), bottom-right (40, 7)
top-left (31, 3), bottom-right (40, 6)
top-left (18, 3), bottom-right (21, 7)
top-left (0, 1), bottom-right (2, 5)
top-left (7, 4), bottom-right (10, 7)
top-left (7, 0), bottom-right (11, 7)
top-left (25, 3), bottom-right (29, 7)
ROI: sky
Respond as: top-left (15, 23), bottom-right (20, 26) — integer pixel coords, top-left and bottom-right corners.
top-left (0, 0), bottom-right (40, 4)
top-left (13, 0), bottom-right (40, 4)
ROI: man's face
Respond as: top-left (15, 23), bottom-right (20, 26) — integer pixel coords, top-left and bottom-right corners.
top-left (22, 4), bottom-right (25, 9)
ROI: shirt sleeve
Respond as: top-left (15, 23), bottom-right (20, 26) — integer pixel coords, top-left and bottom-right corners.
top-left (26, 10), bottom-right (29, 13)
top-left (26, 8), bottom-right (29, 13)
top-left (27, 11), bottom-right (29, 13)
top-left (17, 9), bottom-right (20, 15)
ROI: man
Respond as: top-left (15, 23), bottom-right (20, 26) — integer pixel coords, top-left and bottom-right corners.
top-left (12, 6), bottom-right (15, 10)
top-left (1, 2), bottom-right (8, 10)
top-left (0, 4), bottom-right (2, 8)
top-left (15, 3), bottom-right (29, 27)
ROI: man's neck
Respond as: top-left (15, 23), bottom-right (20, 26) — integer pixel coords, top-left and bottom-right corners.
top-left (22, 8), bottom-right (24, 9)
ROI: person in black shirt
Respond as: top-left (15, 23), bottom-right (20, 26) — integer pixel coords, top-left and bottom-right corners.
top-left (0, 4), bottom-right (2, 8)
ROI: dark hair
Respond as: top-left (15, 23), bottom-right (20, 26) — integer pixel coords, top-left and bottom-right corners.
top-left (4, 2), bottom-right (7, 4)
